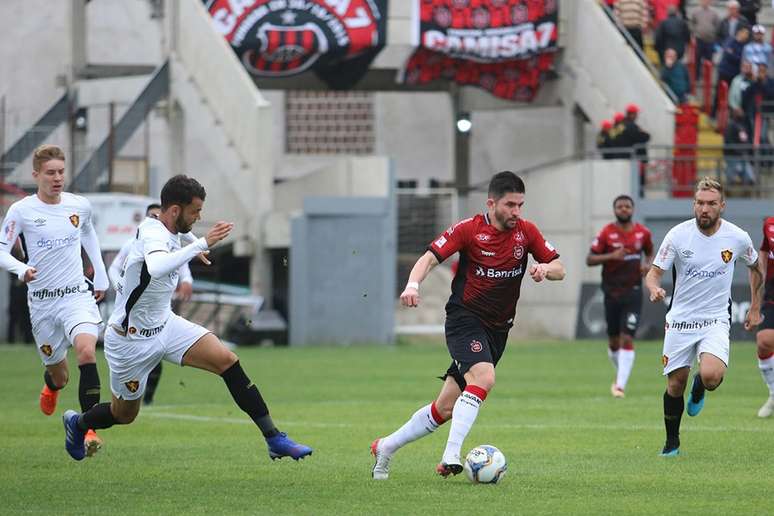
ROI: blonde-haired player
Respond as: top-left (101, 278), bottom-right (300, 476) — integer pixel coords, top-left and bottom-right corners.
top-left (0, 144), bottom-right (108, 456)
top-left (646, 178), bottom-right (763, 456)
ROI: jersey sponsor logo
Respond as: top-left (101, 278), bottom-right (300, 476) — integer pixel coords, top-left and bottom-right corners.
top-left (40, 343), bottom-right (53, 357)
top-left (481, 249), bottom-right (496, 257)
top-left (124, 380), bottom-right (140, 393)
top-left (476, 233), bottom-right (491, 241)
top-left (513, 245), bottom-right (524, 260)
top-left (30, 284), bottom-right (84, 300)
top-left (609, 233), bottom-right (619, 239)
top-left (635, 232), bottom-right (644, 239)
top-left (512, 231), bottom-right (525, 243)
top-left (69, 214), bottom-right (80, 228)
top-left (434, 236), bottom-right (447, 248)
top-left (34, 218), bottom-right (46, 226)
top-left (4, 220), bottom-right (15, 242)
top-left (685, 266), bottom-right (727, 280)
top-left (667, 318), bottom-right (719, 332)
top-left (138, 323), bottom-right (166, 338)
top-left (36, 233), bottom-right (78, 250)
top-left (474, 265), bottom-right (523, 279)
top-left (470, 339), bottom-right (483, 352)
top-left (721, 249), bottom-right (733, 263)
top-left (545, 241), bottom-right (555, 252)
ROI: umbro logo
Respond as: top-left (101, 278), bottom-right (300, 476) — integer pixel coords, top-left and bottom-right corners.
top-left (681, 250), bottom-right (694, 258)
top-left (34, 218), bottom-right (46, 226)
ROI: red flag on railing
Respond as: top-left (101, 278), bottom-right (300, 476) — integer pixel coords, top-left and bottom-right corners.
top-left (702, 59), bottom-right (713, 114)
top-left (716, 80), bottom-right (729, 133)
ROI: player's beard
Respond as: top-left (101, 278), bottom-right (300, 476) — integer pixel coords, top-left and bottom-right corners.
top-left (615, 213), bottom-right (632, 224)
top-left (695, 212), bottom-right (718, 230)
top-left (494, 209), bottom-right (517, 229)
top-left (175, 212), bottom-right (192, 233)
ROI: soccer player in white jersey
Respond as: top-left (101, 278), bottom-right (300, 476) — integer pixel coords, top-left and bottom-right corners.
top-left (645, 178), bottom-right (763, 457)
top-left (108, 203), bottom-right (194, 405)
top-left (0, 144), bottom-right (108, 456)
top-left (62, 175), bottom-right (313, 462)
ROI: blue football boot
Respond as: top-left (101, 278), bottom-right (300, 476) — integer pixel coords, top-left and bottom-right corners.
top-left (686, 375), bottom-right (705, 417)
top-left (63, 410), bottom-right (86, 461)
top-left (266, 432), bottom-right (313, 461)
top-left (659, 438), bottom-right (680, 457)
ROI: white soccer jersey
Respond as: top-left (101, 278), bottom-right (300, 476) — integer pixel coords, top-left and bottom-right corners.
top-left (109, 217), bottom-right (206, 339)
top-left (0, 193), bottom-right (108, 304)
top-left (109, 229), bottom-right (192, 290)
top-left (653, 218), bottom-right (758, 325)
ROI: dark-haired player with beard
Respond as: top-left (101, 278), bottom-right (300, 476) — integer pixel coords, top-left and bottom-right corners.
top-left (63, 175), bottom-right (313, 462)
top-left (370, 171), bottom-right (565, 480)
top-left (587, 195), bottom-right (653, 398)
top-left (646, 178), bottom-right (763, 456)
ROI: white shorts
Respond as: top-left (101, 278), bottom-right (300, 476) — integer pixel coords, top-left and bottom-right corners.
top-left (662, 321), bottom-right (730, 376)
top-left (29, 291), bottom-right (102, 366)
top-left (104, 313), bottom-right (210, 400)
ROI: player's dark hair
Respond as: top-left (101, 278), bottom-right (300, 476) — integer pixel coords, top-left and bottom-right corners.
top-left (145, 203), bottom-right (161, 215)
top-left (160, 175), bottom-right (206, 209)
top-left (488, 171), bottom-right (525, 200)
top-left (613, 195), bottom-right (634, 207)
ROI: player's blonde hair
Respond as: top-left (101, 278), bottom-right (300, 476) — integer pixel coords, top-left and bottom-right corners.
top-left (32, 144), bottom-right (65, 172)
top-left (695, 176), bottom-right (724, 200)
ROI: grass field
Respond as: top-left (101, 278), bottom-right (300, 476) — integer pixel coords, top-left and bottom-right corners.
top-left (1, 337), bottom-right (772, 515)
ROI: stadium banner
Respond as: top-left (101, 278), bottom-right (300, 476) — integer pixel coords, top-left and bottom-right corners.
top-left (401, 0), bottom-right (559, 101)
top-left (203, 0), bottom-right (387, 89)
top-left (575, 283), bottom-right (756, 341)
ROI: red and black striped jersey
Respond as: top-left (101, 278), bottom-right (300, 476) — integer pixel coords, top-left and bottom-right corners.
top-left (760, 216), bottom-right (774, 305)
top-left (589, 222), bottom-right (653, 295)
top-left (428, 213), bottom-right (559, 330)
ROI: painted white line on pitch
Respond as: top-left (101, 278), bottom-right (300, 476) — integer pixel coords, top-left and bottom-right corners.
top-left (143, 411), bottom-right (774, 433)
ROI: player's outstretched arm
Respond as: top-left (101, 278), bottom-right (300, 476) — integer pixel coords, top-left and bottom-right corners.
top-left (745, 258), bottom-right (764, 330)
top-left (400, 251), bottom-right (439, 308)
top-left (645, 265), bottom-right (666, 302)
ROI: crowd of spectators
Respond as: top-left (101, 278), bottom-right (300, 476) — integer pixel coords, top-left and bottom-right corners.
top-left (596, 103), bottom-right (652, 160)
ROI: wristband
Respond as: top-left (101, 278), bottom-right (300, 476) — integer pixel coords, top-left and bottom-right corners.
top-left (406, 281), bottom-right (419, 291)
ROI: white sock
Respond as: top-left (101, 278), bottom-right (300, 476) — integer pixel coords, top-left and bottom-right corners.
top-left (758, 355), bottom-right (774, 396)
top-left (381, 403), bottom-right (443, 454)
top-left (616, 349), bottom-right (635, 390)
top-left (442, 386), bottom-right (487, 463)
top-left (607, 348), bottom-right (619, 369)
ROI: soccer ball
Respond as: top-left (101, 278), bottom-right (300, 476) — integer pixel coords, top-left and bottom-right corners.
top-left (463, 445), bottom-right (507, 484)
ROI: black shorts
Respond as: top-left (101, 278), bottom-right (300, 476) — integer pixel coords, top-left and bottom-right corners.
top-left (603, 288), bottom-right (643, 337)
top-left (761, 304), bottom-right (774, 332)
top-left (441, 307), bottom-right (508, 391)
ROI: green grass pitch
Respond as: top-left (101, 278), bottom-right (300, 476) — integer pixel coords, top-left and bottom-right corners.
top-left (0, 338), bottom-right (771, 515)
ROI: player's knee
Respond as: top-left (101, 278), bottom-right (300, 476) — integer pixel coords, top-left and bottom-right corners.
top-left (701, 372), bottom-right (723, 391)
top-left (76, 349), bottom-right (97, 364)
top-left (473, 371), bottom-right (495, 392)
top-left (757, 334), bottom-right (774, 357)
top-left (436, 400), bottom-right (454, 421)
top-left (216, 350), bottom-right (239, 374)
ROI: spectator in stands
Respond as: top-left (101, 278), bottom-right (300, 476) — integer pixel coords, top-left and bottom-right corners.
top-left (723, 109), bottom-right (757, 184)
top-left (742, 62), bottom-right (774, 144)
top-left (738, 0), bottom-right (761, 26)
top-left (615, 0), bottom-right (650, 49)
top-left (651, 0), bottom-right (682, 27)
top-left (619, 104), bottom-right (651, 162)
top-left (661, 48), bottom-right (691, 103)
top-left (743, 24), bottom-right (772, 66)
top-left (608, 112), bottom-right (630, 159)
top-left (655, 6), bottom-right (692, 65)
top-left (717, 1), bottom-right (751, 44)
top-left (729, 60), bottom-right (756, 116)
top-left (690, 0), bottom-right (721, 81)
top-left (597, 119), bottom-right (615, 159)
top-left (715, 25), bottom-right (751, 116)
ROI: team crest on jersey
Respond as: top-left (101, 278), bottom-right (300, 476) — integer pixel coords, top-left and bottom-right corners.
top-left (128, 327), bottom-right (137, 335)
top-left (720, 249), bottom-right (733, 263)
top-left (125, 380), bottom-right (140, 393)
top-left (662, 354), bottom-right (669, 367)
top-left (69, 214), bottom-right (79, 228)
top-left (40, 344), bottom-right (53, 357)
top-left (513, 246), bottom-right (525, 260)
top-left (470, 340), bottom-right (483, 352)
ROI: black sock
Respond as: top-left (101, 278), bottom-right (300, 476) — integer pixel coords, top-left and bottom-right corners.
top-left (691, 374), bottom-right (706, 400)
top-left (44, 371), bottom-right (61, 391)
top-left (663, 391), bottom-right (683, 447)
top-left (77, 402), bottom-right (118, 431)
top-left (78, 363), bottom-right (101, 412)
top-left (144, 362), bottom-right (163, 403)
top-left (221, 361), bottom-right (279, 438)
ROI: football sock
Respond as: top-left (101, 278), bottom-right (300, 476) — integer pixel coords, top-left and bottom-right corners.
top-left (616, 349), bottom-right (635, 390)
top-left (44, 370), bottom-right (62, 391)
top-left (607, 348), bottom-right (619, 369)
top-left (78, 363), bottom-right (101, 412)
top-left (691, 374), bottom-right (706, 400)
top-left (442, 385), bottom-right (487, 463)
top-left (220, 361), bottom-right (279, 438)
top-left (77, 402), bottom-right (118, 431)
top-left (144, 362), bottom-right (163, 403)
top-left (381, 402), bottom-right (447, 454)
top-left (758, 353), bottom-right (774, 396)
top-left (663, 391), bottom-right (683, 447)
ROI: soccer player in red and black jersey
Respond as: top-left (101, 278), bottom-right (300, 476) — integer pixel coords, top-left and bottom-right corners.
top-left (755, 216), bottom-right (774, 417)
top-left (370, 171), bottom-right (565, 480)
top-left (587, 195), bottom-right (653, 398)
